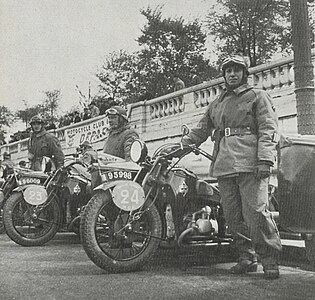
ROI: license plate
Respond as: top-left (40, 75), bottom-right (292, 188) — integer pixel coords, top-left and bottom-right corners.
top-left (102, 171), bottom-right (134, 182)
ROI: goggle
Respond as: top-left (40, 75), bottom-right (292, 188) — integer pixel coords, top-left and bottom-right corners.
top-left (105, 107), bottom-right (119, 116)
top-left (31, 121), bottom-right (43, 125)
top-left (221, 56), bottom-right (247, 70)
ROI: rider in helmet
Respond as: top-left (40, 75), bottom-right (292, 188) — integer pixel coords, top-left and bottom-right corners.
top-left (1, 152), bottom-right (14, 179)
top-left (103, 106), bottom-right (139, 160)
top-left (181, 54), bottom-right (281, 279)
top-left (221, 55), bottom-right (250, 89)
top-left (28, 115), bottom-right (64, 171)
top-left (78, 140), bottom-right (98, 165)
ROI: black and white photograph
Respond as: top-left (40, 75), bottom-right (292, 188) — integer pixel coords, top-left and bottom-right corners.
top-left (0, 0), bottom-right (314, 299)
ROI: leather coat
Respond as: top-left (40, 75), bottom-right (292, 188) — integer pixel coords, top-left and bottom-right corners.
top-left (183, 84), bottom-right (278, 177)
top-left (28, 129), bottom-right (64, 171)
top-left (103, 125), bottom-right (139, 160)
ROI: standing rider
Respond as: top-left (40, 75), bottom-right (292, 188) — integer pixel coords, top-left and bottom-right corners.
top-left (28, 115), bottom-right (64, 171)
top-left (103, 106), bottom-right (139, 161)
top-left (181, 55), bottom-right (282, 279)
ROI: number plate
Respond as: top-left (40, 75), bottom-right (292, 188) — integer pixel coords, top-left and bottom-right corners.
top-left (23, 185), bottom-right (48, 205)
top-left (112, 181), bottom-right (145, 211)
top-left (103, 171), bottom-right (134, 182)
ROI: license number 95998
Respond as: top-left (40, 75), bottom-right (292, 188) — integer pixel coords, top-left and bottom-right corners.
top-left (105, 171), bottom-right (133, 181)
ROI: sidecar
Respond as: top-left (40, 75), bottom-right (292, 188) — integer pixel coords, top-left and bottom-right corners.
top-left (277, 134), bottom-right (315, 265)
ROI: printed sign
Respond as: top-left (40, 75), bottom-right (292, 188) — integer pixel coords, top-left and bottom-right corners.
top-left (65, 117), bottom-right (109, 147)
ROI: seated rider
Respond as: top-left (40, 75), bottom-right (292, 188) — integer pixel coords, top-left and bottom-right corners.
top-left (103, 106), bottom-right (139, 161)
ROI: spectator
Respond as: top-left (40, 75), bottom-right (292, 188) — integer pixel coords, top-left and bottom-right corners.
top-left (190, 69), bottom-right (201, 86)
top-left (82, 107), bottom-right (92, 120)
top-left (89, 101), bottom-right (100, 118)
top-left (173, 75), bottom-right (185, 92)
top-left (138, 87), bottom-right (153, 102)
top-left (73, 111), bottom-right (82, 123)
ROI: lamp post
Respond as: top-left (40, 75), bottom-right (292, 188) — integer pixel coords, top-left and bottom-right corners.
top-left (290, 0), bottom-right (315, 134)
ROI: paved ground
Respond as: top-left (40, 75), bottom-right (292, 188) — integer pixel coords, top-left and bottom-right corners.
top-left (0, 233), bottom-right (314, 300)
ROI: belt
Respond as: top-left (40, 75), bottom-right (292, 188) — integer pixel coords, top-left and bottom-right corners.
top-left (222, 127), bottom-right (253, 137)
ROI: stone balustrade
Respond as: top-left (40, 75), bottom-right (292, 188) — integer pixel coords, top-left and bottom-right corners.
top-left (1, 50), bottom-right (314, 179)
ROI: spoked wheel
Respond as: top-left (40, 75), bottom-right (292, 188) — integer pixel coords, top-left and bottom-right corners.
top-left (80, 192), bottom-right (162, 273)
top-left (0, 208), bottom-right (5, 234)
top-left (3, 192), bottom-right (61, 246)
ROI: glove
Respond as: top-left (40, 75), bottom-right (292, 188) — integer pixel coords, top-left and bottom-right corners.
top-left (256, 164), bottom-right (271, 179)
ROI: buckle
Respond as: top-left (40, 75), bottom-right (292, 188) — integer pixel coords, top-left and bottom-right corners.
top-left (224, 128), bottom-right (231, 137)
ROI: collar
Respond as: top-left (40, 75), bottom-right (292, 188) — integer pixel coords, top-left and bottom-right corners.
top-left (220, 83), bottom-right (253, 101)
top-left (31, 129), bottom-right (47, 138)
top-left (109, 124), bottom-right (130, 134)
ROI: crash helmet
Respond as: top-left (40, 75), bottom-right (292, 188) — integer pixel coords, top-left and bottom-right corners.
top-left (30, 115), bottom-right (44, 125)
top-left (105, 106), bottom-right (128, 121)
top-left (221, 55), bottom-right (250, 75)
top-left (80, 140), bottom-right (92, 148)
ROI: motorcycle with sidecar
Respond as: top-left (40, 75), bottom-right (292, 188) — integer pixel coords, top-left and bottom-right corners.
top-left (80, 126), bottom-right (231, 273)
top-left (3, 156), bottom-right (92, 246)
top-left (0, 162), bottom-right (48, 234)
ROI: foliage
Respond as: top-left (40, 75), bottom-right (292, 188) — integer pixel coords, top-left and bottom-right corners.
top-left (137, 6), bottom-right (218, 97)
top-left (0, 106), bottom-right (14, 143)
top-left (16, 101), bottom-right (43, 128)
top-left (95, 50), bottom-right (141, 105)
top-left (0, 106), bottom-right (14, 128)
top-left (42, 89), bottom-right (61, 123)
top-left (94, 7), bottom-right (218, 105)
top-left (15, 90), bottom-right (61, 128)
top-left (206, 0), bottom-right (291, 67)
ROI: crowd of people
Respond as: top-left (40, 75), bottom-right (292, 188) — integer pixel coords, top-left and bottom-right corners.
top-left (6, 99), bottom-right (119, 144)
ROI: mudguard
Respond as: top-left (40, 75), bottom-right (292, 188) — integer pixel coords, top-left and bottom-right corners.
top-left (94, 180), bottom-right (145, 211)
top-left (13, 184), bottom-right (42, 193)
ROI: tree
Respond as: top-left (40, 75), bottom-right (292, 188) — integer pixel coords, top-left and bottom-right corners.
top-left (0, 106), bottom-right (14, 144)
top-left (42, 89), bottom-right (61, 123)
top-left (95, 50), bottom-right (142, 105)
top-left (138, 6), bottom-right (218, 96)
top-left (206, 0), bottom-right (291, 67)
top-left (15, 100), bottom-right (43, 128)
top-left (0, 106), bottom-right (14, 128)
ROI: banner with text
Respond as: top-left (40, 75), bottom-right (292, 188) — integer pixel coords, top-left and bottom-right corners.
top-left (65, 117), bottom-right (109, 148)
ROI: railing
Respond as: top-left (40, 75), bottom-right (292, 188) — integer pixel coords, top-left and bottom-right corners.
top-left (1, 50), bottom-right (314, 178)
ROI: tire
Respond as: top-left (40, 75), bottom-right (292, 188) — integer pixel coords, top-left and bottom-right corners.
top-left (0, 209), bottom-right (5, 234)
top-left (80, 192), bottom-right (162, 273)
top-left (3, 192), bottom-right (61, 246)
top-left (305, 236), bottom-right (315, 266)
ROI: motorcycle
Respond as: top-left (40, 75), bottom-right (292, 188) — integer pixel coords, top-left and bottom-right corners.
top-left (3, 156), bottom-right (92, 246)
top-left (80, 125), bottom-right (231, 273)
top-left (0, 162), bottom-right (48, 234)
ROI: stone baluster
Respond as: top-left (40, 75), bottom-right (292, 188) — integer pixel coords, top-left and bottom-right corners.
top-left (271, 67), bottom-right (280, 90)
top-left (262, 69), bottom-right (272, 91)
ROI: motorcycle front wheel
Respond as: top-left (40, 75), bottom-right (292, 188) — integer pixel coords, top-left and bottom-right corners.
top-left (80, 191), bottom-right (162, 273)
top-left (3, 192), bottom-right (61, 246)
top-left (0, 209), bottom-right (5, 234)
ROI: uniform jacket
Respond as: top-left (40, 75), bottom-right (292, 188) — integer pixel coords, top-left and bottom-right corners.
top-left (28, 129), bottom-right (64, 171)
top-left (183, 84), bottom-right (278, 177)
top-left (103, 125), bottom-right (139, 160)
